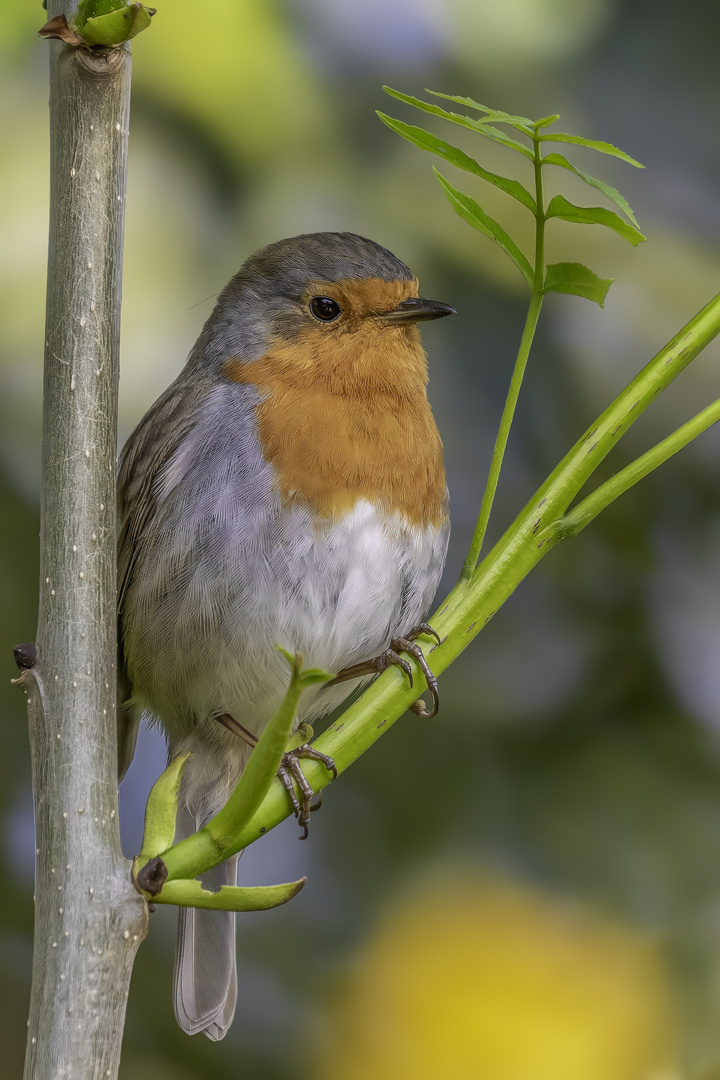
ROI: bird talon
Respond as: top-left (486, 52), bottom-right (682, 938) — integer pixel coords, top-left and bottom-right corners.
top-left (328, 627), bottom-right (442, 717)
top-left (407, 621), bottom-right (442, 648)
top-left (277, 743), bottom-right (336, 838)
top-left (389, 635), bottom-right (440, 717)
top-left (375, 648), bottom-right (414, 688)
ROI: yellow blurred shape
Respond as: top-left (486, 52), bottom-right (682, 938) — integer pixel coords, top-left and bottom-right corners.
top-left (319, 874), bottom-right (678, 1080)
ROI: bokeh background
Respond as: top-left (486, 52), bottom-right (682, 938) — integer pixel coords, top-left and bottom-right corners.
top-left (2, 1), bottom-right (720, 1077)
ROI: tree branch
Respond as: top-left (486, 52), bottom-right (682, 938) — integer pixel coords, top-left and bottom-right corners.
top-left (21, 14), bottom-right (147, 1080)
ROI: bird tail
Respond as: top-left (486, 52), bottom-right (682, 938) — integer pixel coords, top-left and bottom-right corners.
top-left (172, 804), bottom-right (239, 1040)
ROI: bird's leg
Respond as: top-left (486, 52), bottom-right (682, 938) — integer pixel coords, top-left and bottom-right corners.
top-left (326, 622), bottom-right (442, 719)
top-left (214, 715), bottom-right (336, 840)
top-left (216, 712), bottom-right (258, 747)
top-left (277, 730), bottom-right (337, 840)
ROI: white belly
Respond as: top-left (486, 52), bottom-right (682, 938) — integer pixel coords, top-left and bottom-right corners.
top-left (126, 497), bottom-right (448, 744)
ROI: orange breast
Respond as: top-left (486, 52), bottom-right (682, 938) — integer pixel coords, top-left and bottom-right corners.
top-left (224, 303), bottom-right (446, 528)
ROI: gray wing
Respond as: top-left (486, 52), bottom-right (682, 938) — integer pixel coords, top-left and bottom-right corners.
top-left (117, 376), bottom-right (211, 780)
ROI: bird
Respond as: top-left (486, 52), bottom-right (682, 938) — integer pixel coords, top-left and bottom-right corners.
top-left (116, 231), bottom-right (454, 1040)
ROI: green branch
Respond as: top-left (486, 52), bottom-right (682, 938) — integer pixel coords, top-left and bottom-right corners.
top-left (218, 291), bottom-right (720, 854)
top-left (543, 395), bottom-right (720, 544)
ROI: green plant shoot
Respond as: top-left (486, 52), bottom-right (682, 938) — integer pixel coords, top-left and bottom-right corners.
top-left (73, 0), bottom-right (156, 45)
top-left (378, 89), bottom-right (647, 574)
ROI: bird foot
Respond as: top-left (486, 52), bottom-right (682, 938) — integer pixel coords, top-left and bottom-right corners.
top-left (327, 622), bottom-right (442, 719)
top-left (216, 714), bottom-right (336, 839)
top-left (277, 744), bottom-right (337, 840)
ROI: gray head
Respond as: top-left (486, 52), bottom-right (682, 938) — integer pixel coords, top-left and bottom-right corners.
top-left (239, 232), bottom-right (413, 290)
top-left (186, 233), bottom-right (419, 373)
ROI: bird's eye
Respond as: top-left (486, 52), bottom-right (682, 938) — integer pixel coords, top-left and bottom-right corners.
top-left (309, 296), bottom-right (342, 322)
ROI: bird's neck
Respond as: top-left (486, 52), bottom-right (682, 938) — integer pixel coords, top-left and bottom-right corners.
top-left (224, 339), bottom-right (446, 528)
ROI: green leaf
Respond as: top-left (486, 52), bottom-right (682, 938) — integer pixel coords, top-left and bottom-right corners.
top-left (434, 169), bottom-right (534, 289)
top-left (153, 876), bottom-right (307, 912)
top-left (137, 752), bottom-right (190, 864)
top-left (377, 113), bottom-right (536, 212)
top-left (545, 195), bottom-right (646, 246)
top-left (543, 152), bottom-right (640, 226)
top-left (539, 132), bottom-right (644, 168)
top-left (423, 90), bottom-right (501, 115)
top-left (473, 124), bottom-right (535, 158)
top-left (543, 262), bottom-right (614, 307)
top-left (535, 114), bottom-right (561, 129)
top-left (424, 91), bottom-right (536, 134)
top-left (74, 0), bottom-right (126, 27)
top-left (79, 3), bottom-right (155, 45)
top-left (382, 87), bottom-right (534, 160)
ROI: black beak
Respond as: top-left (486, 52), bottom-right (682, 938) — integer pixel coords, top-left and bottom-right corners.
top-left (383, 297), bottom-right (456, 324)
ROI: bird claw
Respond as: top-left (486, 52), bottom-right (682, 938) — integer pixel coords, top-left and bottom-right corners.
top-left (387, 632), bottom-right (440, 720)
top-left (326, 622), bottom-right (442, 719)
top-left (277, 744), bottom-right (337, 839)
top-left (377, 623), bottom-right (442, 719)
top-left (272, 624), bottom-right (442, 834)
top-left (375, 648), bottom-right (414, 686)
top-left (408, 621), bottom-right (442, 648)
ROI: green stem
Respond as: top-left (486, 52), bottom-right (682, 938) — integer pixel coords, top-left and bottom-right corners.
top-left (460, 130), bottom-right (546, 579)
top-left (543, 395), bottom-right (720, 543)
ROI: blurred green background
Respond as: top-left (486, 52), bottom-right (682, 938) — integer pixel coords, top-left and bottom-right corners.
top-left (2, 1), bottom-right (720, 1077)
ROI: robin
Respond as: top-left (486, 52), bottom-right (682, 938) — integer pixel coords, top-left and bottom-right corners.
top-left (117, 231), bottom-right (454, 1040)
